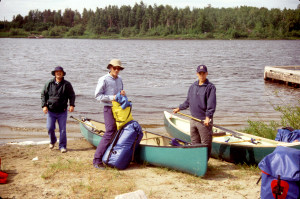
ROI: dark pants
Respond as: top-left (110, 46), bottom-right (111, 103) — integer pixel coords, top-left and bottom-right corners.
top-left (190, 119), bottom-right (213, 161)
top-left (93, 106), bottom-right (117, 165)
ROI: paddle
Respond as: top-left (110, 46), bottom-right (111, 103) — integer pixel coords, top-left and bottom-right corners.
top-left (70, 116), bottom-right (104, 134)
top-left (176, 112), bottom-right (244, 139)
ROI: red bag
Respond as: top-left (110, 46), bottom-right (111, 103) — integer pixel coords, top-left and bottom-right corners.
top-left (0, 158), bottom-right (8, 184)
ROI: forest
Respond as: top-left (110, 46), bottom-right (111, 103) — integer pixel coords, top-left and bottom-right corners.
top-left (0, 2), bottom-right (299, 39)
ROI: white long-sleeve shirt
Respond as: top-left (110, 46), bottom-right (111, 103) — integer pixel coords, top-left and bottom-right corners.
top-left (95, 73), bottom-right (123, 106)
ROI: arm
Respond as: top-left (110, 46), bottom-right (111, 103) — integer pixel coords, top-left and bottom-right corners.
top-left (41, 81), bottom-right (49, 114)
top-left (205, 85), bottom-right (216, 120)
top-left (67, 83), bottom-right (76, 112)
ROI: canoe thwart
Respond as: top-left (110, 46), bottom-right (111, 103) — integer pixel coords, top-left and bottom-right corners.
top-left (212, 132), bottom-right (227, 137)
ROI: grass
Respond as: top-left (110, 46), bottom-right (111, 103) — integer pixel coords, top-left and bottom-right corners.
top-left (41, 157), bottom-right (85, 179)
top-left (228, 184), bottom-right (243, 191)
top-left (39, 157), bottom-right (137, 198)
top-left (242, 99), bottom-right (300, 139)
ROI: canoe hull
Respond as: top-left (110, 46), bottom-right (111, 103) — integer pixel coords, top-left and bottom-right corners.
top-left (136, 144), bottom-right (207, 176)
top-left (79, 120), bottom-right (208, 176)
top-left (164, 111), bottom-right (300, 165)
top-left (210, 142), bottom-right (276, 164)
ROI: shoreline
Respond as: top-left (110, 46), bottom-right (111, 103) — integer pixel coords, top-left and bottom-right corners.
top-left (0, 124), bottom-right (82, 145)
top-left (1, 35), bottom-right (300, 40)
top-left (0, 138), bottom-right (261, 199)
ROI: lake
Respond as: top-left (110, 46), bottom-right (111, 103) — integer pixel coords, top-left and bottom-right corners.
top-left (0, 38), bottom-right (299, 143)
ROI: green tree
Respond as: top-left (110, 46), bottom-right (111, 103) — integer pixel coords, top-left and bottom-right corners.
top-left (73, 10), bottom-right (82, 25)
top-left (62, 8), bottom-right (75, 27)
top-left (12, 14), bottom-right (24, 28)
top-left (54, 10), bottom-right (62, 26)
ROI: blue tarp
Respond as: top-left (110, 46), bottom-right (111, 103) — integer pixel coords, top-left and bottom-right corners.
top-left (259, 146), bottom-right (300, 181)
top-left (275, 128), bottom-right (300, 143)
top-left (259, 146), bottom-right (300, 199)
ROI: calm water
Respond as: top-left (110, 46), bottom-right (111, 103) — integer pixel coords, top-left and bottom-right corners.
top-left (0, 38), bottom-right (299, 143)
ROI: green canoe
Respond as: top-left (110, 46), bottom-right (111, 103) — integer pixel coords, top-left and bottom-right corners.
top-left (76, 117), bottom-right (208, 176)
top-left (163, 111), bottom-right (300, 165)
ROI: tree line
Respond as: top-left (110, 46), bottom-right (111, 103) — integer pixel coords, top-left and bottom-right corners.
top-left (1, 2), bottom-right (299, 39)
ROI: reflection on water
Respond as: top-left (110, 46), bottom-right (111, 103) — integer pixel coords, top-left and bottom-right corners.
top-left (0, 39), bottom-right (299, 141)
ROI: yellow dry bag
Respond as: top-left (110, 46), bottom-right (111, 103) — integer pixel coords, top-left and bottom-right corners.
top-left (112, 101), bottom-right (133, 130)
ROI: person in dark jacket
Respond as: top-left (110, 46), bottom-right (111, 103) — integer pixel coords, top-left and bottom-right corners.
top-left (41, 66), bottom-right (75, 153)
top-left (173, 65), bottom-right (216, 160)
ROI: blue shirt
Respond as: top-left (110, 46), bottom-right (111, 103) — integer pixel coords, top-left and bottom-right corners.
top-left (179, 79), bottom-right (216, 120)
top-left (95, 73), bottom-right (123, 106)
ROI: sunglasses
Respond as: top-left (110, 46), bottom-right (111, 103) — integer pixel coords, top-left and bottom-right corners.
top-left (112, 66), bottom-right (122, 71)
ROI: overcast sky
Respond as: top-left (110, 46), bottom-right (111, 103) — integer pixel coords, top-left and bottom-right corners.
top-left (0, 0), bottom-right (299, 21)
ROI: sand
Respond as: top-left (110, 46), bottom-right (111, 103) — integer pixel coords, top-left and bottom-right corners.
top-left (0, 138), bottom-right (261, 199)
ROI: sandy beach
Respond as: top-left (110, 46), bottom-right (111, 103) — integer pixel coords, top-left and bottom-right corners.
top-left (0, 136), bottom-right (261, 199)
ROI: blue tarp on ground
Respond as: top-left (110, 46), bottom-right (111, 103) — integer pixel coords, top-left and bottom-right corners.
top-left (259, 146), bottom-right (300, 199)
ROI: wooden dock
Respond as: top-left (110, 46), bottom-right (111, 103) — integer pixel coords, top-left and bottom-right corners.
top-left (264, 66), bottom-right (300, 87)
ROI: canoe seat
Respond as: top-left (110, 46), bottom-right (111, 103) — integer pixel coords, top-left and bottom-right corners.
top-left (229, 138), bottom-right (261, 144)
top-left (213, 132), bottom-right (227, 137)
top-left (141, 137), bottom-right (163, 146)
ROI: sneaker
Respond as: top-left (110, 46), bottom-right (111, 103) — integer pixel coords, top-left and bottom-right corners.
top-left (93, 164), bottom-right (105, 170)
top-left (60, 148), bottom-right (67, 153)
top-left (49, 142), bottom-right (56, 149)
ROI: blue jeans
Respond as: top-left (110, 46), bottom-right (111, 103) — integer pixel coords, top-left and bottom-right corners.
top-left (47, 110), bottom-right (68, 149)
top-left (93, 106), bottom-right (117, 165)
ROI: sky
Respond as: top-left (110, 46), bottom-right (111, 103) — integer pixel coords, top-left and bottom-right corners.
top-left (0, 0), bottom-right (299, 21)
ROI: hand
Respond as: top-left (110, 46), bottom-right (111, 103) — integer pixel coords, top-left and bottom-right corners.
top-left (43, 107), bottom-right (48, 114)
top-left (204, 117), bottom-right (211, 126)
top-left (69, 106), bottom-right (74, 112)
top-left (173, 108), bottom-right (180, 114)
top-left (120, 90), bottom-right (126, 96)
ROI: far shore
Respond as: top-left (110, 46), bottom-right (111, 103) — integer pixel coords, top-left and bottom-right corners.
top-left (1, 33), bottom-right (299, 40)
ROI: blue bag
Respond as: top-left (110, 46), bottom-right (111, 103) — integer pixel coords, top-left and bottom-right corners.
top-left (258, 146), bottom-right (300, 199)
top-left (275, 128), bottom-right (300, 143)
top-left (102, 120), bottom-right (143, 170)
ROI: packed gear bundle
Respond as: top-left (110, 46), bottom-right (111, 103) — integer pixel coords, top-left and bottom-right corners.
top-left (103, 94), bottom-right (143, 170)
top-left (102, 120), bottom-right (143, 169)
top-left (258, 146), bottom-right (300, 199)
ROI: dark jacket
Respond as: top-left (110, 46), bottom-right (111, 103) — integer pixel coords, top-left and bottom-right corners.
top-left (41, 78), bottom-right (75, 113)
top-left (179, 79), bottom-right (216, 120)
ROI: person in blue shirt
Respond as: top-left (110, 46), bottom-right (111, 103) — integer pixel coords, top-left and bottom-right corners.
top-left (173, 65), bottom-right (216, 160)
top-left (93, 59), bottom-right (126, 169)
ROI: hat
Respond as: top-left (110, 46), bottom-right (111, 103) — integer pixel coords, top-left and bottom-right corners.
top-left (196, 65), bottom-right (208, 73)
top-left (107, 59), bottom-right (124, 70)
top-left (51, 66), bottom-right (66, 76)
